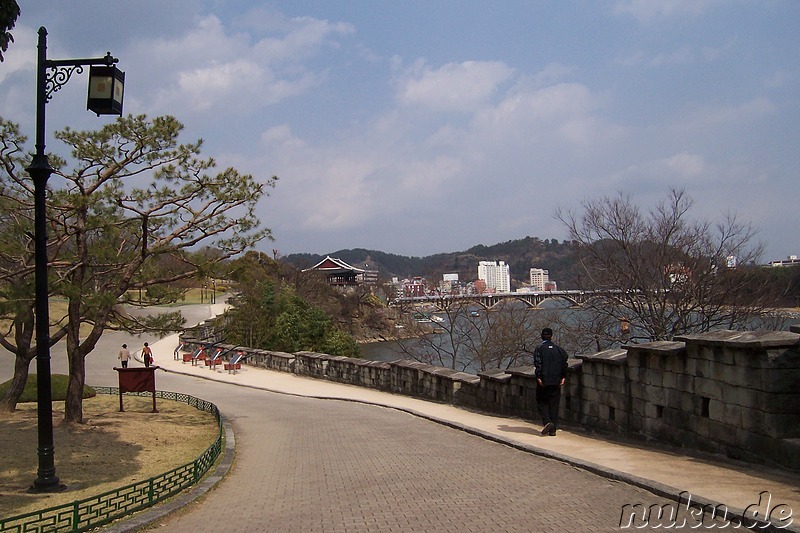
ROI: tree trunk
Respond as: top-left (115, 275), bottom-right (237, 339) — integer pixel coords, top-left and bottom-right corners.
top-left (0, 353), bottom-right (33, 413)
top-left (64, 345), bottom-right (86, 423)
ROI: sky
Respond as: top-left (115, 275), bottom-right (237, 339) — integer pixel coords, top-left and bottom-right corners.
top-left (1, 1), bottom-right (798, 263)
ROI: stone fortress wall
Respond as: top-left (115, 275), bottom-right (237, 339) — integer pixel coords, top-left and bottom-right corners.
top-left (181, 324), bottom-right (800, 471)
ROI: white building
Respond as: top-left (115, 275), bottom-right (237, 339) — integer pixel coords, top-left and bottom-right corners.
top-left (529, 268), bottom-right (550, 291)
top-left (478, 261), bottom-right (510, 292)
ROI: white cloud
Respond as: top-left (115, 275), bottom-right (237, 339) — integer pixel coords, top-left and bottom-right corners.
top-left (662, 152), bottom-right (706, 178)
top-left (0, 25), bottom-right (36, 84)
top-left (128, 14), bottom-right (349, 116)
top-left (396, 60), bottom-right (515, 112)
top-left (472, 82), bottom-right (609, 146)
top-left (689, 97), bottom-right (776, 129)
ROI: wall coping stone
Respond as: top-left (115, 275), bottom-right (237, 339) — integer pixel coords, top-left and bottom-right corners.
top-left (432, 366), bottom-right (480, 383)
top-left (263, 350), bottom-right (294, 359)
top-left (623, 341), bottom-right (686, 356)
top-left (391, 359), bottom-right (429, 370)
top-left (505, 365), bottom-right (535, 378)
top-left (360, 360), bottom-right (392, 369)
top-left (577, 348), bottom-right (627, 364)
top-left (478, 369), bottom-right (512, 383)
top-left (675, 330), bottom-right (800, 349)
top-left (295, 351), bottom-right (330, 359)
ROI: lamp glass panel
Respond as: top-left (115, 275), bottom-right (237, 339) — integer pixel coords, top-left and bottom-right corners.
top-left (113, 79), bottom-right (124, 104)
top-left (89, 75), bottom-right (113, 99)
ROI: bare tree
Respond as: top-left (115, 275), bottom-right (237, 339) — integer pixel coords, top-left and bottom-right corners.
top-left (556, 188), bottom-right (773, 344)
top-left (393, 297), bottom-right (548, 371)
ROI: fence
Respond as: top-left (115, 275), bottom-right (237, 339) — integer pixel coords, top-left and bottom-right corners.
top-left (0, 389), bottom-right (223, 533)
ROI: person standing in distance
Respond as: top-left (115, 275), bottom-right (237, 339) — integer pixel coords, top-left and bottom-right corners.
top-left (118, 344), bottom-right (131, 368)
top-left (142, 342), bottom-right (153, 368)
top-left (533, 327), bottom-right (569, 436)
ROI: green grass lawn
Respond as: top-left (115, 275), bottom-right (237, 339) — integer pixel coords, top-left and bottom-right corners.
top-left (0, 374), bottom-right (95, 403)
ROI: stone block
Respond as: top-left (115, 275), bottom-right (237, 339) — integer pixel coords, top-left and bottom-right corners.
top-left (710, 345), bottom-right (735, 365)
top-left (644, 402), bottom-right (662, 419)
top-left (646, 353), bottom-right (663, 371)
top-left (724, 385), bottom-right (759, 409)
top-left (663, 406), bottom-right (690, 428)
top-left (695, 378), bottom-right (723, 401)
top-left (631, 398), bottom-right (646, 417)
top-left (662, 371), bottom-right (677, 389)
top-left (663, 388), bottom-right (683, 410)
top-left (684, 355), bottom-right (697, 376)
top-left (693, 357), bottom-right (712, 379)
top-left (717, 362), bottom-right (755, 389)
top-left (583, 387), bottom-right (599, 404)
top-left (629, 381), bottom-right (643, 400)
top-left (722, 403), bottom-right (743, 427)
top-left (642, 384), bottom-right (666, 405)
top-left (674, 373), bottom-right (695, 394)
top-left (688, 415), bottom-right (710, 439)
top-left (661, 354), bottom-right (682, 374)
top-left (607, 364), bottom-right (625, 380)
top-left (734, 348), bottom-right (772, 369)
top-left (763, 412), bottom-right (800, 439)
top-left (707, 399), bottom-right (724, 422)
top-left (646, 369), bottom-right (664, 387)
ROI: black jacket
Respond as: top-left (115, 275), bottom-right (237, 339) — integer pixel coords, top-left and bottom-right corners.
top-left (533, 340), bottom-right (569, 386)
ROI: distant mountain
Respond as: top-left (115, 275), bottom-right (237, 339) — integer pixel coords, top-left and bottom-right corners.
top-left (281, 236), bottom-right (579, 289)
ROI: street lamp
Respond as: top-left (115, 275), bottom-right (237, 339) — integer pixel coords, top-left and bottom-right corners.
top-left (27, 26), bottom-right (125, 493)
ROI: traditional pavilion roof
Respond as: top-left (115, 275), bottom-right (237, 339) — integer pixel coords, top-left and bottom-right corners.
top-left (302, 256), bottom-right (365, 275)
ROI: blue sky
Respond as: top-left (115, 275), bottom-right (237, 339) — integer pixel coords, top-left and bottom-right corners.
top-left (2, 1), bottom-right (798, 262)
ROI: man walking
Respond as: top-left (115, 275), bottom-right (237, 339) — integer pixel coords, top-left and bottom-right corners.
top-left (142, 342), bottom-right (153, 368)
top-left (118, 344), bottom-right (131, 368)
top-left (533, 328), bottom-right (569, 436)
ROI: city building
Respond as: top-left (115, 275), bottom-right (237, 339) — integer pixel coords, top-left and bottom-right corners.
top-left (529, 268), bottom-right (549, 291)
top-left (402, 277), bottom-right (426, 298)
top-left (357, 269), bottom-right (379, 285)
top-left (441, 273), bottom-right (460, 294)
top-left (477, 260), bottom-right (510, 293)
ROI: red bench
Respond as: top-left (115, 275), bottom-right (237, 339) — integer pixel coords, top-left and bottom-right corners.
top-left (224, 363), bottom-right (241, 374)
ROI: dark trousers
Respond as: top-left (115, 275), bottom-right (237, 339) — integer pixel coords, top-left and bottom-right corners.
top-left (536, 384), bottom-right (561, 428)
top-left (121, 361), bottom-right (128, 368)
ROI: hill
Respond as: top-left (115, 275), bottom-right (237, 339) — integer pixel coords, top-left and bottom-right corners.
top-left (281, 236), bottom-right (579, 289)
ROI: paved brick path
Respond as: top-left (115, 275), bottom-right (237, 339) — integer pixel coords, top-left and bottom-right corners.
top-left (150, 378), bottom-right (685, 532)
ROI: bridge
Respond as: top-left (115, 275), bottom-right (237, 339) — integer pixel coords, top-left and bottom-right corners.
top-left (393, 290), bottom-right (620, 311)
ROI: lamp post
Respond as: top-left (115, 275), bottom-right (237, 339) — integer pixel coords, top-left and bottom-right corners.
top-left (27, 26), bottom-right (124, 493)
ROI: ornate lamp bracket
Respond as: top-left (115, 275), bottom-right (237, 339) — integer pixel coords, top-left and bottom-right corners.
top-left (44, 64), bottom-right (84, 102)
